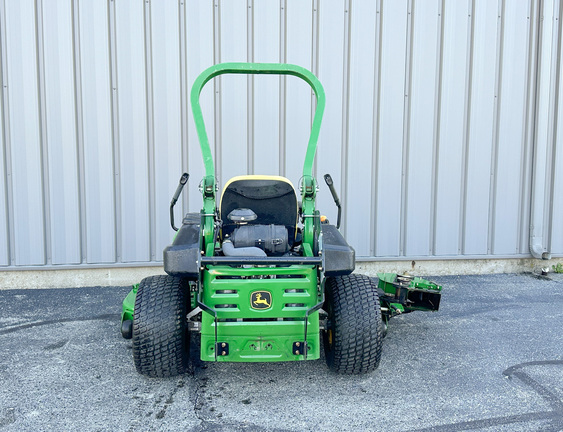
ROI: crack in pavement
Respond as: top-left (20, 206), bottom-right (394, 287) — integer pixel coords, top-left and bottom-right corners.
top-left (187, 358), bottom-right (294, 432)
top-left (412, 360), bottom-right (563, 432)
top-left (0, 314), bottom-right (121, 335)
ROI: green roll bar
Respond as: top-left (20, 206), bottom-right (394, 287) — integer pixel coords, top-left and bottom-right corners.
top-left (190, 63), bottom-right (326, 255)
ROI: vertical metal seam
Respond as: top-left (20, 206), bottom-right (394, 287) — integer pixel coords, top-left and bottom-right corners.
top-left (400, 0), bottom-right (414, 256)
top-left (518, 0), bottom-right (536, 254)
top-left (0, 0), bottom-right (15, 265)
top-left (371, 0), bottom-right (382, 257)
top-left (108, 0), bottom-right (122, 263)
top-left (144, 0), bottom-right (156, 262)
top-left (247, 0), bottom-right (254, 175)
top-left (527, 0), bottom-right (545, 258)
top-left (72, 0), bottom-right (87, 264)
top-left (278, 0), bottom-right (287, 177)
top-left (213, 0), bottom-right (222, 186)
top-left (179, 0), bottom-right (188, 214)
top-left (35, 0), bottom-right (51, 265)
top-left (460, 0), bottom-right (475, 255)
top-left (488, 0), bottom-right (505, 255)
top-left (311, 0), bottom-right (319, 178)
top-left (431, 0), bottom-right (445, 256)
top-left (340, 0), bottom-right (351, 238)
top-left (545, 0), bottom-right (561, 253)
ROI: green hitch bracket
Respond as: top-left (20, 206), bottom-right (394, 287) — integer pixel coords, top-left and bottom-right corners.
top-left (378, 273), bottom-right (442, 313)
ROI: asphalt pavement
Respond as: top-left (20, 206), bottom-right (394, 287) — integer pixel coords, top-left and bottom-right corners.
top-left (0, 272), bottom-right (562, 432)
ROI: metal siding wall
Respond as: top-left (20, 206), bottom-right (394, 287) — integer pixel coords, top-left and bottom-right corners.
top-left (79, 0), bottom-right (116, 264)
top-left (0, 0), bottom-right (8, 266)
top-left (375, 0), bottom-right (408, 257)
top-left (317, 1), bottom-right (346, 232)
top-left (42, 0), bottom-right (81, 264)
top-left (150, 0), bottom-right (182, 259)
top-left (464, 0), bottom-right (500, 255)
top-left (404, 0), bottom-right (441, 257)
top-left (434, 0), bottom-right (471, 257)
top-left (219, 0), bottom-right (248, 185)
top-left (253, 1), bottom-right (281, 175)
top-left (284, 0), bottom-right (313, 186)
top-left (493, 0), bottom-right (533, 255)
top-left (115, 0), bottom-right (150, 262)
top-left (4, 0), bottom-right (45, 266)
top-left (530, 0), bottom-right (558, 258)
top-left (185, 1), bottom-right (214, 213)
top-left (553, 0), bottom-right (563, 255)
top-left (0, 81), bottom-right (6, 266)
top-left (1, 0), bottom-right (562, 269)
top-left (345, 0), bottom-right (377, 257)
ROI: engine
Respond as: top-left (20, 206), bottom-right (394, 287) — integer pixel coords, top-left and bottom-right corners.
top-left (230, 224), bottom-right (289, 255)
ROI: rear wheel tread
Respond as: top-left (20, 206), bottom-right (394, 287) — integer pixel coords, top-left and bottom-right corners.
top-left (324, 274), bottom-right (383, 374)
top-left (132, 275), bottom-right (189, 378)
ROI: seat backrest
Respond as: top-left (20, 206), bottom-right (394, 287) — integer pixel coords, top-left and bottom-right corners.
top-left (219, 175), bottom-right (298, 238)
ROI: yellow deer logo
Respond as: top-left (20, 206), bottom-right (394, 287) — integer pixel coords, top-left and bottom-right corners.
top-left (251, 291), bottom-right (272, 309)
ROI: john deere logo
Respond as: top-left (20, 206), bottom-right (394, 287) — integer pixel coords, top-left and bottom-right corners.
top-left (251, 291), bottom-right (272, 310)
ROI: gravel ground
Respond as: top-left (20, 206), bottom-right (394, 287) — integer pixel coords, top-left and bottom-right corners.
top-left (0, 272), bottom-right (562, 432)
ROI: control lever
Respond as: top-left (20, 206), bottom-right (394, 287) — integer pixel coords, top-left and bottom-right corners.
top-left (170, 173), bottom-right (189, 231)
top-left (323, 174), bottom-right (342, 229)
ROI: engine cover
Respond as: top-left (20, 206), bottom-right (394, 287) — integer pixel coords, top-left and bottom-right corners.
top-left (231, 224), bottom-right (289, 255)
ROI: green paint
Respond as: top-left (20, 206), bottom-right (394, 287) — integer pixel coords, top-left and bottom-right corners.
top-left (190, 63), bottom-right (326, 254)
top-left (121, 283), bottom-right (138, 324)
top-left (199, 265), bottom-right (320, 362)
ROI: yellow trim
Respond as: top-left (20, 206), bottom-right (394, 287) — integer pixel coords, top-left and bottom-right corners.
top-left (220, 175), bottom-right (298, 214)
top-left (221, 175), bottom-right (296, 197)
top-left (219, 175), bottom-right (299, 239)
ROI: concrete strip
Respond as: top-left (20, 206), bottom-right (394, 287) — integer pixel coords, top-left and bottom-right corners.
top-left (0, 267), bottom-right (166, 290)
top-left (356, 257), bottom-right (561, 277)
top-left (0, 258), bottom-right (561, 289)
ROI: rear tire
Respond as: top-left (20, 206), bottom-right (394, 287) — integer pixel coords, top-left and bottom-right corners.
top-left (132, 275), bottom-right (189, 377)
top-left (323, 274), bottom-right (383, 374)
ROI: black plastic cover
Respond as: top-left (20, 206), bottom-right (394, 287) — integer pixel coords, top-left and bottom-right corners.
top-left (220, 178), bottom-right (297, 240)
top-left (321, 224), bottom-right (355, 276)
top-left (231, 224), bottom-right (289, 255)
top-left (163, 213), bottom-right (201, 278)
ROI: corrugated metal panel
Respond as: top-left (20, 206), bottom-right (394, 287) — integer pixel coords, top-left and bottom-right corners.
top-left (493, 0), bottom-right (533, 255)
top-left (553, 0), bottom-right (563, 253)
top-left (4, 0), bottom-right (45, 266)
top-left (404, 0), bottom-right (441, 257)
top-left (434, 0), bottom-right (470, 257)
top-left (41, 0), bottom-right (81, 264)
top-left (284, 0), bottom-right (313, 186)
top-left (346, 0), bottom-right (377, 257)
top-left (185, 1), bottom-right (214, 212)
top-left (115, 0), bottom-right (150, 263)
top-left (375, 0), bottom-right (408, 257)
top-left (464, 0), bottom-right (500, 256)
top-left (78, 0), bottom-right (116, 264)
top-left (0, 0), bottom-right (8, 266)
top-left (150, 0), bottom-right (182, 260)
top-left (0, 0), bottom-right (562, 269)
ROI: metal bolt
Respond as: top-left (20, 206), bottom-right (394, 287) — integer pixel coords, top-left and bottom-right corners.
top-left (295, 350), bottom-right (300, 355)
top-left (222, 351), bottom-right (227, 356)
top-left (221, 343), bottom-right (226, 348)
top-left (295, 342), bottom-right (300, 347)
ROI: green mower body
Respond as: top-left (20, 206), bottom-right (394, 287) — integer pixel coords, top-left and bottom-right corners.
top-left (121, 63), bottom-right (442, 376)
